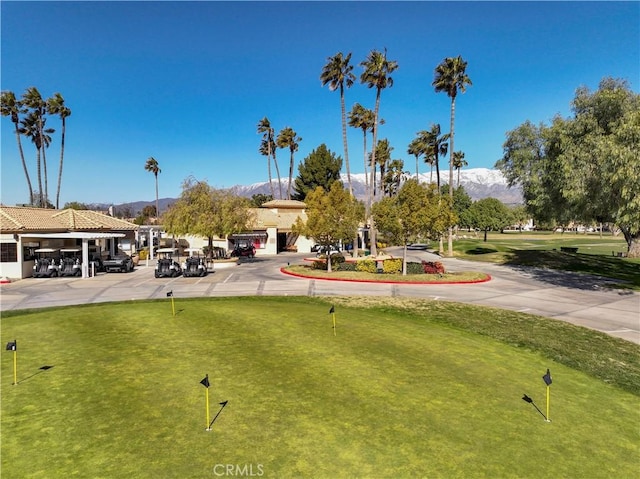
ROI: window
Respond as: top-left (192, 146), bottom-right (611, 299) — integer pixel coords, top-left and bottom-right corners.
top-left (0, 243), bottom-right (18, 263)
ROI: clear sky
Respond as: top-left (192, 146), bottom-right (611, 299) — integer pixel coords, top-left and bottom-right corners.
top-left (1, 1), bottom-right (638, 207)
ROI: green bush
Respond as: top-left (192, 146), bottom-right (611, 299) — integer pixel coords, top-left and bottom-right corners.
top-left (382, 258), bottom-right (403, 274)
top-left (356, 259), bottom-right (378, 273)
top-left (337, 261), bottom-right (356, 272)
top-left (406, 262), bottom-right (425, 275)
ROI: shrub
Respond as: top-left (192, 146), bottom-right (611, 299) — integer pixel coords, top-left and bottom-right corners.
top-left (422, 261), bottom-right (446, 274)
top-left (406, 262), bottom-right (424, 275)
top-left (356, 259), bottom-right (378, 273)
top-left (382, 258), bottom-right (402, 274)
top-left (337, 262), bottom-right (356, 272)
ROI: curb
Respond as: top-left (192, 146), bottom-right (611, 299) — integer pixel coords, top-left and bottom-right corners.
top-left (0, 277), bottom-right (11, 284)
top-left (280, 268), bottom-right (491, 285)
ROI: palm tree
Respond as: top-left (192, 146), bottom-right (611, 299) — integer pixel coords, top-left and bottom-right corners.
top-left (407, 132), bottom-right (428, 180)
top-left (424, 123), bottom-right (450, 191)
top-left (276, 127), bottom-right (302, 200)
top-left (360, 48), bottom-right (398, 256)
top-left (257, 117), bottom-right (281, 199)
top-left (144, 157), bottom-right (161, 222)
top-left (21, 87), bottom-right (51, 207)
top-left (19, 111), bottom-right (54, 207)
top-left (348, 103), bottom-right (376, 191)
top-left (452, 151), bottom-right (468, 188)
top-left (1, 90), bottom-right (33, 204)
top-left (321, 52), bottom-right (356, 195)
top-left (47, 93), bottom-right (71, 209)
top-left (371, 138), bottom-right (393, 197)
top-left (433, 55), bottom-right (472, 256)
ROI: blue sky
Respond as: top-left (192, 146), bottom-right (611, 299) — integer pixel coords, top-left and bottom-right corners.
top-left (1, 1), bottom-right (638, 206)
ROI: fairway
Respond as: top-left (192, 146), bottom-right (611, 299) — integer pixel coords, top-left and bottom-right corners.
top-left (2, 297), bottom-right (638, 478)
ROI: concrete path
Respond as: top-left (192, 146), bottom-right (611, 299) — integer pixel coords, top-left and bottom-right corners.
top-left (1, 251), bottom-right (638, 344)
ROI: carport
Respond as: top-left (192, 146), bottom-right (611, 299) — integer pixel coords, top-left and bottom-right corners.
top-left (19, 232), bottom-right (125, 279)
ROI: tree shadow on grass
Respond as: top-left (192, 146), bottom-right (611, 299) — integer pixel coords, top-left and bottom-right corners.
top-left (503, 250), bottom-right (639, 291)
top-left (466, 247), bottom-right (499, 255)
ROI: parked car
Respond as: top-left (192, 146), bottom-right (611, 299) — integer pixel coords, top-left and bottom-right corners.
top-left (33, 248), bottom-right (61, 278)
top-left (231, 242), bottom-right (256, 258)
top-left (315, 245), bottom-right (342, 257)
top-left (182, 248), bottom-right (208, 277)
top-left (155, 248), bottom-right (182, 278)
top-left (103, 253), bottom-right (135, 273)
top-left (59, 248), bottom-right (83, 277)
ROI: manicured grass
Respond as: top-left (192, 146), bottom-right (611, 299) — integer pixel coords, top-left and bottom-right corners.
top-left (452, 232), bottom-right (640, 289)
top-left (2, 297), bottom-right (639, 478)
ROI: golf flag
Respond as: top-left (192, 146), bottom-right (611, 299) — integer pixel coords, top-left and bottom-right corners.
top-left (167, 290), bottom-right (175, 316)
top-left (201, 374), bottom-right (211, 430)
top-left (329, 306), bottom-right (336, 336)
top-left (543, 369), bottom-right (552, 422)
top-left (6, 340), bottom-right (17, 385)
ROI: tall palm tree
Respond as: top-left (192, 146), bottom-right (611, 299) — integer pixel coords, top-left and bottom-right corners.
top-left (21, 87), bottom-right (50, 207)
top-left (407, 131), bottom-right (428, 180)
top-left (321, 52), bottom-right (356, 195)
top-left (360, 48), bottom-right (398, 256)
top-left (144, 157), bottom-right (161, 222)
top-left (371, 138), bottom-right (393, 197)
top-left (47, 93), bottom-right (71, 209)
top-left (348, 103), bottom-right (378, 191)
top-left (20, 111), bottom-right (54, 207)
top-left (424, 123), bottom-right (450, 191)
top-left (452, 151), bottom-right (468, 188)
top-left (433, 55), bottom-right (472, 256)
top-left (257, 117), bottom-right (281, 199)
top-left (1, 90), bottom-right (33, 204)
top-left (276, 127), bottom-right (302, 200)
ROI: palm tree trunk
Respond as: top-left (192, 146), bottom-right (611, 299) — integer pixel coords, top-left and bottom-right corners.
top-left (457, 167), bottom-right (461, 189)
top-left (340, 86), bottom-right (352, 196)
top-left (36, 147), bottom-right (43, 207)
top-left (267, 141), bottom-right (274, 198)
top-left (56, 118), bottom-right (66, 209)
top-left (447, 97), bottom-right (456, 257)
top-left (14, 123), bottom-right (34, 204)
top-left (369, 90), bottom-right (381, 257)
top-left (155, 174), bottom-right (159, 223)
top-left (42, 144), bottom-right (49, 206)
top-left (287, 150), bottom-right (294, 200)
top-left (273, 150), bottom-right (283, 199)
top-left (362, 130), bottom-right (369, 190)
top-left (415, 155), bottom-right (419, 180)
top-left (430, 163), bottom-right (433, 184)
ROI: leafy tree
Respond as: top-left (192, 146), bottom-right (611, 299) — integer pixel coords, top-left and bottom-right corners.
top-left (496, 77), bottom-right (640, 256)
top-left (382, 159), bottom-right (408, 198)
top-left (433, 55), bottom-right (472, 257)
top-left (142, 205), bottom-right (157, 218)
top-left (510, 205), bottom-right (530, 232)
top-left (360, 48), bottom-right (398, 257)
top-left (467, 198), bottom-right (511, 241)
top-left (47, 93), bottom-right (71, 209)
top-left (1, 90), bottom-right (33, 204)
top-left (292, 144), bottom-right (342, 201)
top-left (63, 201), bottom-right (88, 210)
top-left (250, 193), bottom-right (273, 207)
top-left (293, 182), bottom-right (364, 272)
top-left (321, 52), bottom-right (356, 195)
top-left (276, 127), bottom-right (302, 200)
top-left (442, 184), bottom-right (473, 230)
top-left (162, 177), bottom-right (253, 257)
top-left (144, 157), bottom-right (161, 222)
top-left (373, 180), bottom-right (456, 274)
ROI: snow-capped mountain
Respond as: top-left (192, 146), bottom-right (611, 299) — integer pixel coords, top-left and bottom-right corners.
top-left (230, 168), bottom-right (523, 205)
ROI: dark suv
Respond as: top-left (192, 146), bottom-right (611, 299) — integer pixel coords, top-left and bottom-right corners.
top-left (231, 242), bottom-right (256, 258)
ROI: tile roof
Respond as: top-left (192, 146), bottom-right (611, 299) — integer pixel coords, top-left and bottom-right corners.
top-left (0, 206), bottom-right (138, 233)
top-left (261, 199), bottom-right (307, 209)
top-left (250, 208), bottom-right (307, 230)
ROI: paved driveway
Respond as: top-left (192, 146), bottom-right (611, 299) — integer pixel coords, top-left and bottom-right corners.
top-left (1, 250), bottom-right (638, 344)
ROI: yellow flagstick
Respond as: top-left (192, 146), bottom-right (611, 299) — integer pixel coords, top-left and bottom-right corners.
top-left (13, 348), bottom-right (17, 385)
top-left (542, 368), bottom-right (552, 422)
top-left (329, 306), bottom-right (336, 336)
top-left (171, 296), bottom-right (175, 317)
top-left (546, 386), bottom-right (550, 422)
top-left (205, 387), bottom-right (211, 430)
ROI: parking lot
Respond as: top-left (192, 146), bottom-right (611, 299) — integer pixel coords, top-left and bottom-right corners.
top-left (1, 250), bottom-right (638, 344)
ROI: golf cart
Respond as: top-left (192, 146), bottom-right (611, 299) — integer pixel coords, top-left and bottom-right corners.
top-left (155, 248), bottom-right (182, 278)
top-left (182, 248), bottom-right (208, 277)
top-left (59, 248), bottom-right (83, 277)
top-left (33, 248), bottom-right (61, 278)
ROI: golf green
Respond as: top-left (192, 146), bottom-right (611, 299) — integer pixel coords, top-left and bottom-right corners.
top-left (1, 297), bottom-right (638, 478)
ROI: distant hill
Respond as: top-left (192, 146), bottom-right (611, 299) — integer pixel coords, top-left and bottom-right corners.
top-left (103, 168), bottom-right (522, 215)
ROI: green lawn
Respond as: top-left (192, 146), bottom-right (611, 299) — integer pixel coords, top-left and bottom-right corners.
top-left (451, 232), bottom-right (640, 289)
top-left (2, 297), bottom-right (639, 478)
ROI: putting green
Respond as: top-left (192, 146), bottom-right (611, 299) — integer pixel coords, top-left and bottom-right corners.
top-left (1, 297), bottom-right (638, 478)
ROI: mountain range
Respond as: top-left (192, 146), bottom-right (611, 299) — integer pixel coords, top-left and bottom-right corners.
top-left (105, 168), bottom-right (522, 215)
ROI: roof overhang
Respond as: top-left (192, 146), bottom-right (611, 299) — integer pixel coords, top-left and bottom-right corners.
top-left (19, 232), bottom-right (126, 240)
